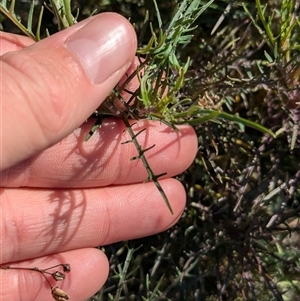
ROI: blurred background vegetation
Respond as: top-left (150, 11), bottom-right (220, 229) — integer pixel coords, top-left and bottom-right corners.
top-left (1, 0), bottom-right (300, 300)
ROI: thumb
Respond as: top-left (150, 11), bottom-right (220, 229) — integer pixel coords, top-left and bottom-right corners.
top-left (0, 13), bottom-right (137, 171)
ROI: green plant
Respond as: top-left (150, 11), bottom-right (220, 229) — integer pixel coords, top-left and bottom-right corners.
top-left (0, 0), bottom-right (275, 214)
top-left (1, 0), bottom-right (300, 300)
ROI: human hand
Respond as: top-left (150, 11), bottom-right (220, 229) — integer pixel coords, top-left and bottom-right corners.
top-left (0, 13), bottom-right (197, 301)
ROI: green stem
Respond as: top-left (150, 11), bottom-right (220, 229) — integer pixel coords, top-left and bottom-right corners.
top-left (0, 5), bottom-right (37, 40)
top-left (255, 0), bottom-right (275, 50)
top-left (63, 0), bottom-right (75, 26)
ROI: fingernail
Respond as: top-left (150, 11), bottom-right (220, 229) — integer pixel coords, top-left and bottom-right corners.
top-left (65, 14), bottom-right (135, 84)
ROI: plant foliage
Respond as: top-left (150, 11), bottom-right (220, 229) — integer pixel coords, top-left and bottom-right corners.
top-left (1, 0), bottom-right (300, 300)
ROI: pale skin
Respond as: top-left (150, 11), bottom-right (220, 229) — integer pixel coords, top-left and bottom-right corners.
top-left (0, 13), bottom-right (197, 301)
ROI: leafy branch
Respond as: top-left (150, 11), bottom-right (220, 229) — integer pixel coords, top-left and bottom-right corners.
top-left (0, 0), bottom-right (277, 214)
top-left (92, 0), bottom-right (276, 213)
top-left (2, 1), bottom-right (300, 300)
top-left (0, 0), bottom-right (43, 40)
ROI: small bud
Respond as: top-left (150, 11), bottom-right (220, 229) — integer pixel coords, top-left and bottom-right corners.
top-left (62, 264), bottom-right (71, 273)
top-left (52, 271), bottom-right (65, 281)
top-left (51, 287), bottom-right (70, 301)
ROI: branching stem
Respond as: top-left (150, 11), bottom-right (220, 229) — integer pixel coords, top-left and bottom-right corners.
top-left (122, 118), bottom-right (173, 214)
